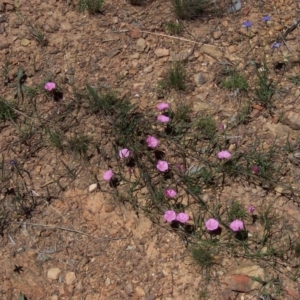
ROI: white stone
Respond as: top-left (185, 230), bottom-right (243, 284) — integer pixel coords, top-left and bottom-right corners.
top-left (136, 38), bottom-right (146, 52)
top-left (65, 271), bottom-right (76, 285)
top-left (143, 65), bottom-right (153, 73)
top-left (89, 183), bottom-right (97, 193)
top-left (154, 48), bottom-right (169, 58)
top-left (47, 268), bottom-right (61, 280)
top-left (227, 0), bottom-right (242, 13)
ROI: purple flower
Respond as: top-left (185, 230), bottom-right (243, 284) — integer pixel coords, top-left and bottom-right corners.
top-left (164, 189), bottom-right (177, 198)
top-left (44, 82), bottom-right (56, 91)
top-left (176, 212), bottom-right (189, 223)
top-left (157, 102), bottom-right (170, 110)
top-left (205, 218), bottom-right (219, 231)
top-left (9, 160), bottom-right (15, 166)
top-left (103, 169), bottom-right (113, 181)
top-left (252, 165), bottom-right (259, 174)
top-left (119, 148), bottom-right (130, 158)
top-left (242, 21), bottom-right (253, 28)
top-left (262, 15), bottom-right (271, 22)
top-left (146, 136), bottom-right (159, 148)
top-left (248, 205), bottom-right (255, 214)
top-left (230, 220), bottom-right (244, 232)
top-left (217, 150), bottom-right (231, 159)
top-left (157, 115), bottom-right (170, 123)
top-left (164, 210), bottom-right (176, 222)
top-left (156, 160), bottom-right (169, 172)
top-left (272, 42), bottom-right (281, 49)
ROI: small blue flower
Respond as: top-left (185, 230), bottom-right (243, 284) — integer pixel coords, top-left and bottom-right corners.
top-left (242, 21), bottom-right (253, 28)
top-left (9, 160), bottom-right (15, 166)
top-left (272, 42), bottom-right (281, 49)
top-left (262, 15), bottom-right (271, 22)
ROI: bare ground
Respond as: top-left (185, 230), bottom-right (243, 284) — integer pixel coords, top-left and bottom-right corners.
top-left (1, 0), bottom-right (300, 299)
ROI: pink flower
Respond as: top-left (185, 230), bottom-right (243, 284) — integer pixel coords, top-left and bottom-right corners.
top-left (157, 102), bottom-right (169, 110)
top-left (217, 150), bottom-right (231, 159)
top-left (156, 160), bottom-right (169, 172)
top-left (248, 205), bottom-right (255, 214)
top-left (164, 210), bottom-right (176, 222)
top-left (252, 165), bottom-right (259, 174)
top-left (119, 148), bottom-right (130, 158)
top-left (103, 169), bottom-right (113, 181)
top-left (205, 218), bottom-right (219, 231)
top-left (176, 212), bottom-right (189, 223)
top-left (164, 189), bottom-right (177, 198)
top-left (175, 164), bottom-right (185, 172)
top-left (44, 82), bottom-right (56, 91)
top-left (230, 220), bottom-right (244, 232)
top-left (146, 136), bottom-right (159, 148)
top-left (219, 123), bottom-right (226, 131)
top-left (157, 115), bottom-right (170, 123)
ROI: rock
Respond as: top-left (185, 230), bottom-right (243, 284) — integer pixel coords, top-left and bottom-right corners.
top-left (223, 263), bottom-right (265, 292)
top-left (5, 3), bottom-right (14, 11)
top-left (222, 274), bottom-right (254, 292)
top-left (263, 121), bottom-right (294, 138)
top-left (125, 282), bottom-right (133, 294)
top-left (0, 43), bottom-right (10, 50)
top-left (21, 39), bottom-right (31, 47)
top-left (136, 38), bottom-right (146, 52)
top-left (26, 249), bottom-right (36, 257)
top-left (112, 17), bottom-right (118, 24)
top-left (129, 68), bottom-right (138, 75)
top-left (129, 28), bottom-right (142, 39)
top-left (44, 24), bottom-right (56, 33)
top-left (76, 280), bottom-right (83, 291)
top-left (66, 74), bottom-right (75, 85)
top-left (51, 295), bottom-right (59, 300)
top-left (200, 44), bottom-right (223, 60)
top-left (65, 272), bottom-right (76, 285)
top-left (193, 73), bottom-right (206, 85)
top-left (104, 204), bottom-right (115, 213)
top-left (274, 24), bottom-right (284, 31)
top-left (68, 66), bottom-right (80, 79)
top-left (170, 49), bottom-right (193, 61)
top-left (106, 48), bottom-right (120, 58)
top-left (282, 111), bottom-right (300, 130)
top-left (88, 183), bottom-right (97, 193)
top-left (143, 65), bottom-right (153, 73)
top-left (227, 0), bottom-right (242, 13)
top-left (154, 48), bottom-right (169, 58)
top-left (130, 53), bottom-right (140, 59)
top-left (61, 21), bottom-right (72, 31)
top-left (47, 268), bottom-right (62, 280)
top-left (59, 284), bottom-right (66, 296)
top-left (195, 92), bottom-right (209, 102)
top-left (105, 278), bottom-right (110, 287)
top-left (0, 23), bottom-right (5, 34)
top-left (213, 31), bottom-right (222, 39)
top-left (193, 101), bottom-right (210, 111)
top-left (274, 185), bottom-right (292, 195)
top-left (135, 286), bottom-right (145, 297)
